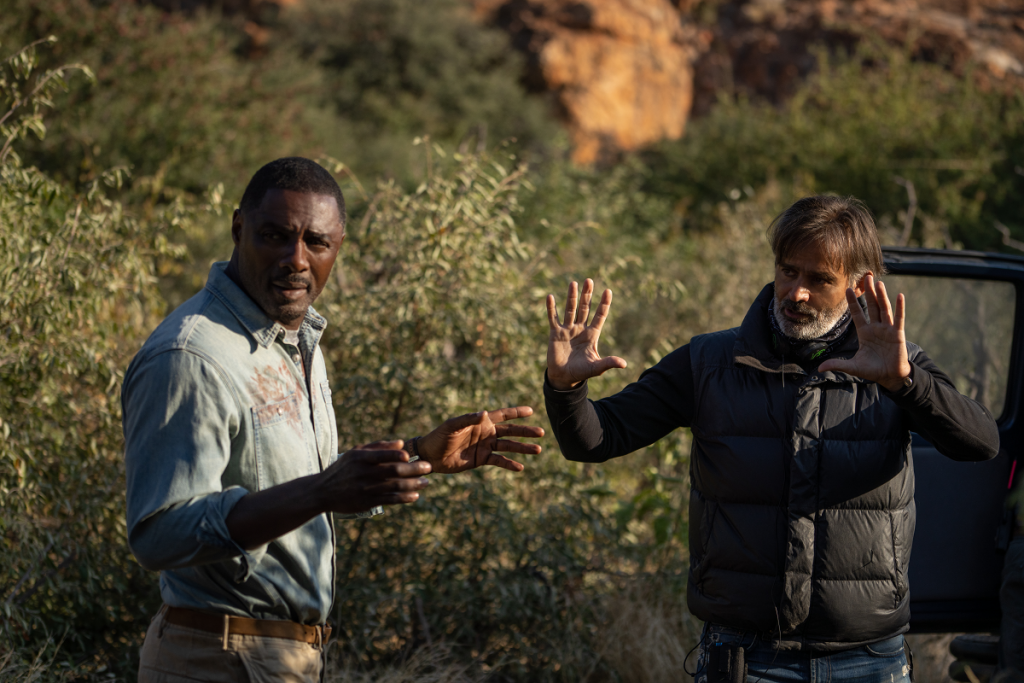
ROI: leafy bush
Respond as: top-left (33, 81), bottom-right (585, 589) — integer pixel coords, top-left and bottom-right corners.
top-left (644, 42), bottom-right (1024, 251)
top-left (312, 138), bottom-right (791, 679)
top-left (6, 15), bottom-right (1015, 683)
top-left (278, 0), bottom-right (558, 182)
top-left (315, 146), bottom-right (658, 679)
top-left (0, 0), bottom-right (326, 198)
top-left (0, 38), bottom-right (211, 678)
top-left (0, 36), bottom-right (692, 678)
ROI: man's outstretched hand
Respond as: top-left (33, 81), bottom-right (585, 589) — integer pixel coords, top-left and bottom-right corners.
top-left (817, 274), bottom-right (912, 392)
top-left (417, 407), bottom-right (544, 474)
top-left (317, 441), bottom-right (432, 514)
top-left (227, 440), bottom-right (431, 549)
top-left (546, 279), bottom-right (627, 391)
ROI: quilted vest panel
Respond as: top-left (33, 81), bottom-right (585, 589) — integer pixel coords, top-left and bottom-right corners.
top-left (686, 328), bottom-right (915, 646)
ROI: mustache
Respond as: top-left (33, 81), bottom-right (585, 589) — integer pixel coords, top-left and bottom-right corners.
top-left (779, 299), bottom-right (817, 317)
top-left (272, 276), bottom-right (312, 289)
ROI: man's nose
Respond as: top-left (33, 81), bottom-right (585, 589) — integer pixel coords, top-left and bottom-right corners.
top-left (788, 281), bottom-right (811, 302)
top-left (280, 238), bottom-right (309, 272)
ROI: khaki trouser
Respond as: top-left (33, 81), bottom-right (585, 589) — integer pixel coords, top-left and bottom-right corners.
top-left (139, 607), bottom-right (324, 683)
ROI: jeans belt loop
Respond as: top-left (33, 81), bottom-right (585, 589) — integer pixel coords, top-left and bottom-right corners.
top-left (222, 614), bottom-right (230, 651)
top-left (157, 604), bottom-right (168, 639)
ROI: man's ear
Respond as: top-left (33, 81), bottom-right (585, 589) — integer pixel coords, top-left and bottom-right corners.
top-left (231, 209), bottom-right (243, 246)
top-left (852, 270), bottom-right (873, 297)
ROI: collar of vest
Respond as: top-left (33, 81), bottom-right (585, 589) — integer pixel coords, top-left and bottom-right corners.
top-left (731, 283), bottom-right (867, 383)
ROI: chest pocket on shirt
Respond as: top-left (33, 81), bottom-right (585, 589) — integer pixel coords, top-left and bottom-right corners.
top-left (319, 381), bottom-right (338, 468)
top-left (251, 393), bottom-right (313, 490)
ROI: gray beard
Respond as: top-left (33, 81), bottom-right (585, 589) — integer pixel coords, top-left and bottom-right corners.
top-left (773, 296), bottom-right (849, 340)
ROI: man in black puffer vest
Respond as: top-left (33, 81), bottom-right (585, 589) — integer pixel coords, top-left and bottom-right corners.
top-left (543, 196), bottom-right (1000, 683)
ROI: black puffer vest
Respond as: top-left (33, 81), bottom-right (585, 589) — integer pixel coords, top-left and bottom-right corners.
top-left (686, 284), bottom-right (921, 651)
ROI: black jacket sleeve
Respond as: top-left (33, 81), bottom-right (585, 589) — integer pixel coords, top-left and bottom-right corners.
top-left (544, 344), bottom-right (696, 463)
top-left (546, 343), bottom-right (1001, 465)
top-left (881, 348), bottom-right (1001, 462)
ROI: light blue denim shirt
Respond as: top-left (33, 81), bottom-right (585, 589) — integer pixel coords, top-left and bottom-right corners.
top-left (123, 262), bottom-right (378, 625)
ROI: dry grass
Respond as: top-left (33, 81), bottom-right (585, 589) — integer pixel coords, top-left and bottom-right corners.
top-left (327, 645), bottom-right (487, 683)
top-left (0, 643), bottom-right (67, 683)
top-left (906, 633), bottom-right (959, 683)
top-left (592, 578), bottom-right (702, 683)
top-left (322, 586), bottom-right (963, 683)
top-left (593, 583), bottom-right (962, 683)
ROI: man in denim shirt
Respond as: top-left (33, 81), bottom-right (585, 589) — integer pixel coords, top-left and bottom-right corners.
top-left (123, 158), bottom-right (543, 682)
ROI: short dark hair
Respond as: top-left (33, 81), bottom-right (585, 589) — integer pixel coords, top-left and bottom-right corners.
top-left (239, 157), bottom-right (346, 228)
top-left (768, 195), bottom-right (884, 283)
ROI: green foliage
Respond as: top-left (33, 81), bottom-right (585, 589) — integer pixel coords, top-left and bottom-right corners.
top-left (6, 12), bottom-right (1020, 682)
top-left (318, 144), bottom-right (539, 442)
top-left (0, 0), bottom-right (325, 197)
top-left (0, 39), bottom-right (211, 678)
top-left (0, 0), bottom-right (557, 202)
top-left (0, 36), bottom-right (93, 167)
top-left (315, 146), bottom-right (680, 679)
top-left (0, 0), bottom-right (560, 312)
top-left (644, 42), bottom-right (1024, 251)
top-left (276, 0), bottom-right (557, 181)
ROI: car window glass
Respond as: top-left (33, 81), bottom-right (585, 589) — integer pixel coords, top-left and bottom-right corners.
top-left (884, 275), bottom-right (1014, 419)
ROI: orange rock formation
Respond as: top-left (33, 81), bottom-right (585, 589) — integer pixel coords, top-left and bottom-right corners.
top-left (480, 0), bottom-right (1024, 164)
top-left (477, 0), bottom-right (706, 164)
top-left (154, 0), bottom-right (1024, 164)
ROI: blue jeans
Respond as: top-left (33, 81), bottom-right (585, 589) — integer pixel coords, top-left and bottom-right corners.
top-left (696, 626), bottom-right (911, 683)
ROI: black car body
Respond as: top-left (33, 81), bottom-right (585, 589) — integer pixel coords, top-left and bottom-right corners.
top-left (885, 246), bottom-right (1022, 634)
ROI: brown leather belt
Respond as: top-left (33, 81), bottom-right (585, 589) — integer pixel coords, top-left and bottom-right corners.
top-left (163, 606), bottom-right (332, 645)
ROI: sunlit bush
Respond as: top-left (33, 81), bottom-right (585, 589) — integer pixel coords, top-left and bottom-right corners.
top-left (644, 42), bottom-right (1024, 251)
top-left (0, 39), bottom-right (211, 677)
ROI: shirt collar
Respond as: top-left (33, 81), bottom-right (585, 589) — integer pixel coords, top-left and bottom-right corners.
top-left (204, 261), bottom-right (327, 349)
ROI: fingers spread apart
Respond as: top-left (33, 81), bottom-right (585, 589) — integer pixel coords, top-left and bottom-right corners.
top-left (494, 423), bottom-right (545, 439)
top-left (492, 438), bottom-right (542, 455)
top-left (575, 278), bottom-right (595, 326)
top-left (546, 294), bottom-right (560, 329)
top-left (590, 288), bottom-right (614, 332)
top-left (488, 405), bottom-right (534, 423)
top-left (482, 452), bottom-right (525, 473)
top-left (561, 280), bottom-right (579, 327)
top-left (551, 279), bottom-right (611, 329)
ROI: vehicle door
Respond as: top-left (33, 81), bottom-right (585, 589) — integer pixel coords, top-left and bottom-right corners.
top-left (884, 246), bottom-right (1024, 633)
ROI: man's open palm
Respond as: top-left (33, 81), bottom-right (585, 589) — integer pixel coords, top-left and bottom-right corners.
top-left (418, 407), bottom-right (544, 474)
top-left (546, 279), bottom-right (627, 390)
top-left (818, 274), bottom-right (912, 392)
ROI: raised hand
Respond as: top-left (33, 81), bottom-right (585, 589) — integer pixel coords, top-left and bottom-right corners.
top-left (417, 406), bottom-right (544, 474)
top-left (546, 279), bottom-right (627, 390)
top-left (817, 274), bottom-right (912, 391)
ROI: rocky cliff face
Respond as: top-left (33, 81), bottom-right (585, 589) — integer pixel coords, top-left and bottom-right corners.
top-left (152, 0), bottom-right (1024, 163)
top-left (691, 0), bottom-right (1024, 115)
top-left (477, 0), bottom-right (1024, 163)
top-left (477, 0), bottom-right (707, 164)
